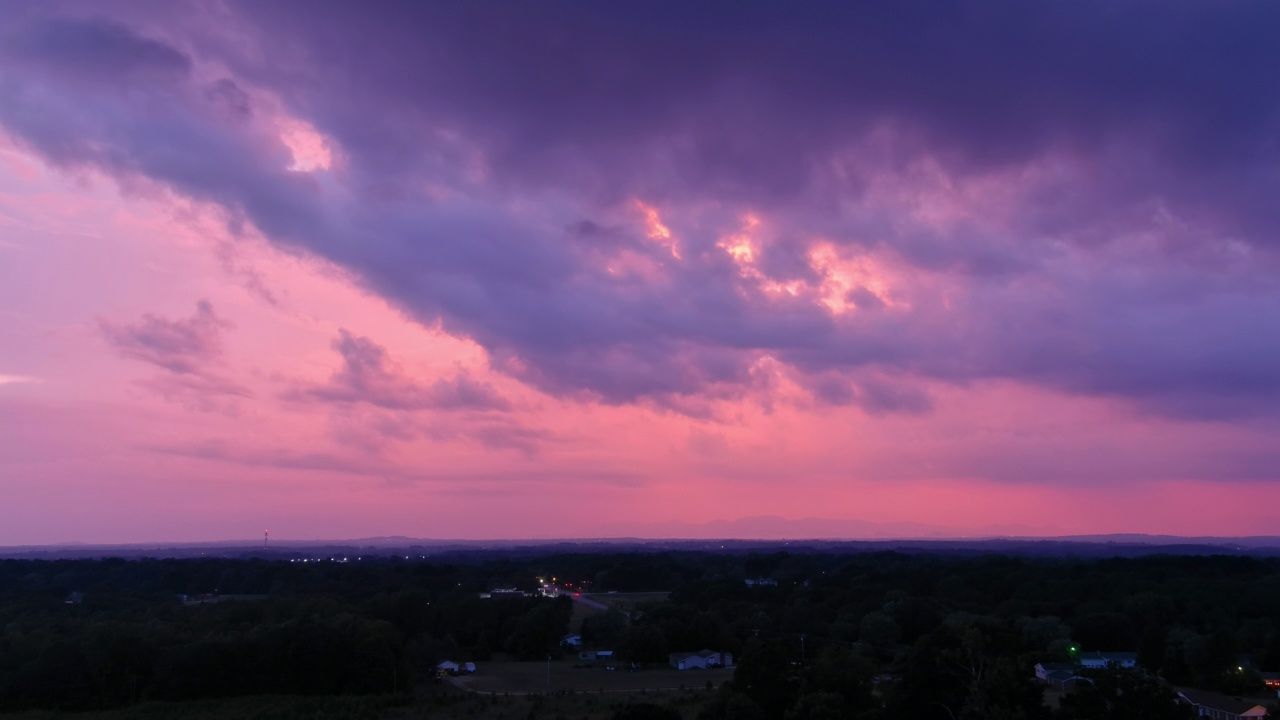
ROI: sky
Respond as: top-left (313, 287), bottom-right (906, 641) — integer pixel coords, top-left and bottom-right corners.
top-left (2, 1), bottom-right (1280, 544)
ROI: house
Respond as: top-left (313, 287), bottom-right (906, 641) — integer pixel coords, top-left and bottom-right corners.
top-left (1078, 651), bottom-right (1138, 669)
top-left (1177, 689), bottom-right (1268, 719)
top-left (479, 588), bottom-right (530, 599)
top-left (1034, 662), bottom-right (1090, 690)
top-left (562, 633), bottom-right (583, 647)
top-left (669, 650), bottom-right (734, 670)
top-left (1035, 662), bottom-right (1075, 681)
top-left (462, 662), bottom-right (476, 674)
top-left (579, 650), bottom-right (613, 661)
top-left (1044, 669), bottom-right (1090, 691)
top-left (437, 660), bottom-right (460, 674)
top-left (1260, 672), bottom-right (1280, 690)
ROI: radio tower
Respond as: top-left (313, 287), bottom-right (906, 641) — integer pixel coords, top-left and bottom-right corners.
top-left (264, 529), bottom-right (269, 550)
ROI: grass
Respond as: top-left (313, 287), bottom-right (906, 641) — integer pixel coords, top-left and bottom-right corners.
top-left (453, 660), bottom-right (732, 695)
top-left (1, 685), bottom-right (717, 720)
top-left (586, 593), bottom-right (670, 614)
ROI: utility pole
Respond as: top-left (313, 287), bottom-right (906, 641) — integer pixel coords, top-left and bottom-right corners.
top-left (546, 654), bottom-right (551, 689)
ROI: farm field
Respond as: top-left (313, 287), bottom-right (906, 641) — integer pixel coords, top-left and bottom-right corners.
top-left (452, 660), bottom-right (733, 694)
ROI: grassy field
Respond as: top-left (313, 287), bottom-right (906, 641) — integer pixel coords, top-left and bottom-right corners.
top-left (1, 686), bottom-right (717, 720)
top-left (587, 592), bottom-right (670, 614)
top-left (453, 660), bottom-right (732, 694)
top-left (569, 594), bottom-right (605, 632)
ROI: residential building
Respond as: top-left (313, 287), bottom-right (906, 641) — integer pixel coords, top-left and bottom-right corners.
top-left (1078, 651), bottom-right (1138, 669)
top-left (669, 650), bottom-right (734, 670)
top-left (1177, 689), bottom-right (1268, 719)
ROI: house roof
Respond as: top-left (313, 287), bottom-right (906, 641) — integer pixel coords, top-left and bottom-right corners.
top-left (1081, 651), bottom-right (1137, 662)
top-left (1178, 688), bottom-right (1268, 715)
top-left (1045, 669), bottom-right (1085, 683)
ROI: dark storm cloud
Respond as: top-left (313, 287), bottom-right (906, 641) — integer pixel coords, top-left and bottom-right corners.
top-left (4, 1), bottom-right (1280, 419)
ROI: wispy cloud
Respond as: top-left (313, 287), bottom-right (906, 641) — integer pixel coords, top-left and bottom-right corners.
top-left (0, 374), bottom-right (39, 385)
top-left (286, 330), bottom-right (548, 454)
top-left (98, 300), bottom-right (250, 404)
top-left (296, 329), bottom-right (512, 412)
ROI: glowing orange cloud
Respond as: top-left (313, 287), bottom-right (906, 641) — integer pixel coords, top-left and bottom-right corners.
top-left (634, 200), bottom-right (681, 259)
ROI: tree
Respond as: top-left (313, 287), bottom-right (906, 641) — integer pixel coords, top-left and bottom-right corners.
top-left (1056, 669), bottom-right (1193, 720)
top-left (583, 609), bottom-right (630, 646)
top-left (859, 612), bottom-right (902, 649)
top-left (613, 702), bottom-right (683, 720)
top-left (619, 624), bottom-right (669, 663)
top-left (734, 639), bottom-right (798, 720)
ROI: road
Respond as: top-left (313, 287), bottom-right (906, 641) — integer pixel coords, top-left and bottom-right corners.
top-left (569, 593), bottom-right (609, 611)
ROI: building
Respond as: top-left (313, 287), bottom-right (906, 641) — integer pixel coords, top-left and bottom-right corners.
top-left (1035, 662), bottom-right (1074, 681)
top-left (437, 660), bottom-right (460, 674)
top-left (1177, 689), bottom-right (1268, 719)
top-left (561, 633), bottom-right (583, 648)
top-left (1034, 662), bottom-right (1089, 690)
top-left (1078, 651), bottom-right (1138, 669)
top-left (579, 650), bottom-right (613, 661)
top-left (669, 650), bottom-right (734, 670)
top-left (479, 588), bottom-right (530, 599)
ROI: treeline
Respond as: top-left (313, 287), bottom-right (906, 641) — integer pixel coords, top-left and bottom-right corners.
top-left (3, 551), bottom-right (1280, 717)
top-left (617, 552), bottom-right (1280, 719)
top-left (0, 557), bottom-right (571, 711)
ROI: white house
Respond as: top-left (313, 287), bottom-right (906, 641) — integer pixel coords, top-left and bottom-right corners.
top-left (669, 650), bottom-right (734, 670)
top-left (462, 662), bottom-right (476, 674)
top-left (1078, 651), bottom-right (1137, 669)
top-left (1178, 689), bottom-right (1268, 719)
top-left (437, 660), bottom-right (460, 674)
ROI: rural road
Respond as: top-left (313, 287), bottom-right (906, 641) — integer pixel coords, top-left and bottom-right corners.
top-left (570, 593), bottom-right (609, 611)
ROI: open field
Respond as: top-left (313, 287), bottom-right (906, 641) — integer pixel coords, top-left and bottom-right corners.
top-left (1, 687), bottom-right (716, 720)
top-left (569, 592), bottom-right (605, 632)
top-left (453, 660), bottom-right (733, 694)
top-left (586, 592), bottom-right (670, 613)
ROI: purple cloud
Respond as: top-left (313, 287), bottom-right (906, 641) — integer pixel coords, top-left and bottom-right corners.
top-left (98, 300), bottom-right (249, 405)
top-left (5, 3), bottom-right (1280, 421)
top-left (301, 330), bottom-right (512, 412)
top-left (99, 300), bottom-right (230, 375)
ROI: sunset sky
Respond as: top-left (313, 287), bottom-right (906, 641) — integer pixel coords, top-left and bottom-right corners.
top-left (3, 1), bottom-right (1280, 544)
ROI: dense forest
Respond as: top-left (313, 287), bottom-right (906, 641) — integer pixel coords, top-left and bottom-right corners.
top-left (2, 549), bottom-right (1278, 718)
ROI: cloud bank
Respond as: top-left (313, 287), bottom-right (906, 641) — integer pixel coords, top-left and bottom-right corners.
top-left (3, 1), bottom-right (1280, 423)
